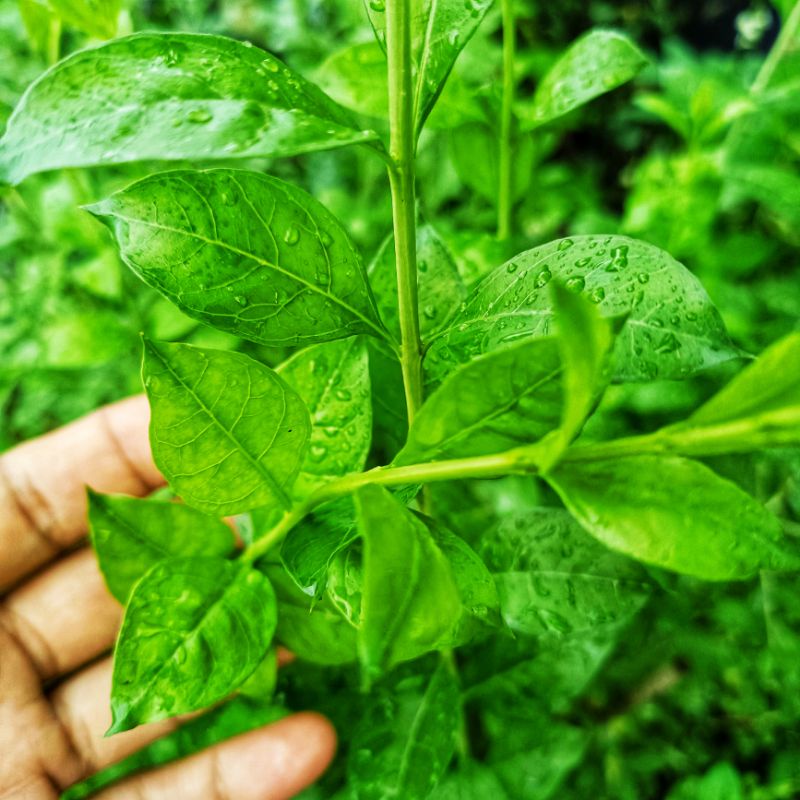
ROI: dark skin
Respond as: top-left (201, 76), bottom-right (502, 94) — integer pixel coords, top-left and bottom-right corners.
top-left (0, 395), bottom-right (336, 800)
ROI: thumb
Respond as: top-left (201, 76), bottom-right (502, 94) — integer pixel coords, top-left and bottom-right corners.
top-left (92, 713), bottom-right (336, 800)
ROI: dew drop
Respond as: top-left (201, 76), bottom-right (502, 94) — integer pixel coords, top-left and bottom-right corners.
top-left (262, 59), bottom-right (279, 73)
top-left (284, 225), bottom-right (300, 245)
top-left (565, 276), bottom-right (585, 293)
top-left (335, 389), bottom-right (352, 401)
top-left (575, 257), bottom-right (592, 268)
top-left (535, 268), bottom-right (552, 288)
top-left (637, 272), bottom-right (650, 284)
top-left (369, 0), bottom-right (385, 11)
top-left (558, 238), bottom-right (575, 251)
top-left (187, 108), bottom-right (212, 124)
top-left (234, 295), bottom-right (248, 307)
top-left (309, 444), bottom-right (327, 461)
top-left (589, 287), bottom-right (606, 304)
top-left (506, 261), bottom-right (518, 274)
top-left (423, 304), bottom-right (437, 320)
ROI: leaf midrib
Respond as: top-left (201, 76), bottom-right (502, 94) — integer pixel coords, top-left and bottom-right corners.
top-left (107, 211), bottom-right (388, 342)
top-left (148, 344), bottom-right (292, 510)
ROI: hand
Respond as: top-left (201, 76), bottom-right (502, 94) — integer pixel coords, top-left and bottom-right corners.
top-left (0, 396), bottom-right (336, 800)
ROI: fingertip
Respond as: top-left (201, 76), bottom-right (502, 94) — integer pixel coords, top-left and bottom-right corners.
top-left (217, 712), bottom-right (337, 800)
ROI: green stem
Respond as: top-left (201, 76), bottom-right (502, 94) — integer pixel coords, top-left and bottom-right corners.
top-left (242, 448), bottom-right (528, 563)
top-left (386, 0), bottom-right (424, 425)
top-left (46, 16), bottom-right (61, 65)
top-left (497, 0), bottom-right (516, 241)
top-left (750, 0), bottom-right (800, 95)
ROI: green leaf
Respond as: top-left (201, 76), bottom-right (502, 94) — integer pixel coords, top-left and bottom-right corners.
top-left (0, 32), bottom-right (380, 184)
top-left (348, 662), bottom-right (460, 800)
top-left (534, 283), bottom-right (616, 472)
top-left (425, 235), bottom-right (738, 383)
top-left (548, 456), bottom-right (800, 580)
top-left (317, 41), bottom-right (389, 120)
top-left (398, 336), bottom-right (563, 464)
top-left (142, 339), bottom-right (310, 516)
top-left (277, 338), bottom-right (372, 499)
top-left (61, 697), bottom-right (286, 800)
top-left (484, 710), bottom-right (588, 800)
top-left (355, 485), bottom-right (461, 679)
top-left (88, 169), bottom-right (387, 347)
top-left (280, 497), bottom-right (359, 599)
top-left (429, 761), bottom-right (510, 799)
top-left (526, 29), bottom-right (648, 129)
top-left (423, 515), bottom-right (501, 641)
top-left (368, 222), bottom-right (467, 340)
top-left (263, 563), bottom-right (357, 665)
top-left (109, 557), bottom-right (277, 734)
top-left (46, 0), bottom-right (120, 38)
top-left (481, 507), bottom-right (648, 637)
top-left (87, 491), bottom-right (235, 603)
top-left (672, 331), bottom-right (800, 446)
top-left (365, 0), bottom-right (494, 133)
top-left (495, 571), bottom-right (647, 638)
top-left (368, 339), bottom-right (408, 460)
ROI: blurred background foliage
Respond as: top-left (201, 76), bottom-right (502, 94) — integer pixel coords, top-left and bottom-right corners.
top-left (2, 1), bottom-right (800, 797)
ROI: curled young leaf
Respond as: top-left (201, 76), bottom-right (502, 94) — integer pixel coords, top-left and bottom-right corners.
top-left (109, 557), bottom-right (277, 734)
top-left (425, 235), bottom-right (739, 383)
top-left (263, 564), bottom-right (358, 665)
top-left (88, 491), bottom-right (235, 603)
top-left (533, 283), bottom-right (617, 472)
top-left (142, 340), bottom-right (310, 516)
top-left (0, 33), bottom-right (380, 184)
top-left (88, 169), bottom-right (388, 347)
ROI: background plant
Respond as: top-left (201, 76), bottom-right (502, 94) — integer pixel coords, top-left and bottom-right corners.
top-left (2, 1), bottom-right (800, 798)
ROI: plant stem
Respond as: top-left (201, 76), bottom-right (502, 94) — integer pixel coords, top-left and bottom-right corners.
top-left (497, 0), bottom-right (516, 241)
top-left (386, 0), bottom-right (424, 425)
top-left (751, 0), bottom-right (800, 95)
top-left (242, 448), bottom-right (529, 563)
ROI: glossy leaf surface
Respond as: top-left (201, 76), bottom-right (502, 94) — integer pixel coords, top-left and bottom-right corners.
top-left (549, 456), bottom-right (800, 580)
top-left (88, 491), bottom-right (235, 603)
top-left (482, 507), bottom-right (648, 637)
top-left (356, 485), bottom-right (461, 679)
top-left (398, 336), bottom-right (563, 463)
top-left (425, 235), bottom-right (738, 383)
top-left (527, 30), bottom-right (648, 128)
top-left (369, 222), bottom-right (466, 340)
top-left (278, 338), bottom-right (372, 499)
top-left (142, 340), bottom-right (310, 515)
top-left (109, 557), bottom-right (277, 733)
top-left (264, 564), bottom-right (357, 665)
top-left (348, 663), bottom-right (460, 799)
top-left (0, 33), bottom-right (379, 184)
top-left (88, 169), bottom-right (387, 347)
